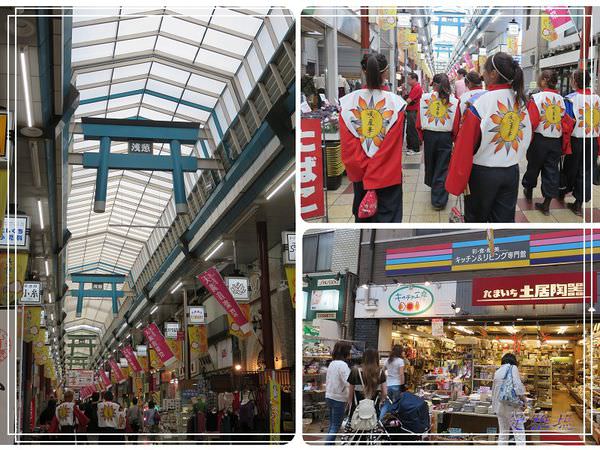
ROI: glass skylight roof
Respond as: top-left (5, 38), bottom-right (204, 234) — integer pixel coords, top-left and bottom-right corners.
top-left (65, 7), bottom-right (293, 348)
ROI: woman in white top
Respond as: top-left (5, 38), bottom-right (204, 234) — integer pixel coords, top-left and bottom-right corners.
top-left (324, 341), bottom-right (351, 444)
top-left (379, 345), bottom-right (405, 420)
top-left (491, 353), bottom-right (527, 445)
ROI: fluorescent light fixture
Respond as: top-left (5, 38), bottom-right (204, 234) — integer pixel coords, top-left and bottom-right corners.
top-left (150, 305), bottom-right (159, 314)
top-left (65, 324), bottom-right (102, 334)
top-left (505, 326), bottom-right (517, 334)
top-left (118, 322), bottom-right (127, 336)
top-left (205, 241), bottom-right (224, 261)
top-left (453, 325), bottom-right (474, 335)
top-left (557, 326), bottom-right (567, 334)
top-left (516, 318), bottom-right (523, 321)
top-left (48, 293), bottom-right (53, 303)
top-left (45, 260), bottom-right (50, 277)
top-left (125, 333), bottom-right (130, 340)
top-left (50, 313), bottom-right (54, 321)
top-left (467, 318), bottom-right (474, 322)
top-left (136, 322), bottom-right (142, 329)
top-left (20, 50), bottom-right (33, 127)
top-left (170, 282), bottom-right (183, 295)
top-left (37, 200), bottom-right (44, 230)
top-left (424, 281), bottom-right (431, 286)
top-left (494, 321), bottom-right (500, 325)
top-left (546, 339), bottom-right (569, 345)
top-left (450, 321), bottom-right (456, 325)
top-left (266, 171), bottom-right (294, 200)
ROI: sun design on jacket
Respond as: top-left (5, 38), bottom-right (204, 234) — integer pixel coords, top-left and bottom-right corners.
top-left (489, 99), bottom-right (527, 154)
top-left (349, 96), bottom-right (394, 152)
top-left (424, 93), bottom-right (452, 126)
top-left (540, 97), bottom-right (563, 132)
top-left (101, 405), bottom-right (114, 420)
top-left (578, 100), bottom-right (600, 135)
top-left (58, 405), bottom-right (70, 420)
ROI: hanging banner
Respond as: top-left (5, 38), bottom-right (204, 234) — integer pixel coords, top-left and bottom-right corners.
top-left (166, 338), bottom-right (183, 363)
top-left (108, 359), bottom-right (126, 383)
top-left (300, 118), bottom-right (325, 220)
top-left (0, 253), bottom-right (29, 305)
top-left (188, 325), bottom-right (208, 360)
top-left (133, 376), bottom-right (144, 399)
top-left (44, 363), bottom-right (56, 380)
top-left (66, 369), bottom-right (94, 388)
top-left (269, 379), bottom-right (281, 441)
top-left (34, 345), bottom-right (49, 366)
top-left (544, 7), bottom-right (573, 33)
top-left (197, 267), bottom-right (252, 335)
top-left (506, 36), bottom-right (519, 56)
top-left (23, 307), bottom-right (42, 343)
top-left (398, 28), bottom-right (410, 50)
top-left (143, 322), bottom-right (177, 366)
top-left (99, 370), bottom-right (112, 388)
top-left (137, 355), bottom-right (149, 372)
top-left (285, 266), bottom-right (296, 308)
top-left (122, 346), bottom-right (143, 373)
top-left (377, 8), bottom-right (397, 30)
top-left (463, 52), bottom-right (474, 71)
top-left (228, 304), bottom-right (252, 338)
top-left (149, 348), bottom-right (164, 370)
top-left (540, 13), bottom-right (558, 42)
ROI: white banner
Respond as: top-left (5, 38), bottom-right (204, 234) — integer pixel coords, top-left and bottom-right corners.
top-left (354, 282), bottom-right (457, 318)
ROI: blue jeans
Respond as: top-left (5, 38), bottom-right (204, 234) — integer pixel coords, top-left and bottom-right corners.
top-left (325, 398), bottom-right (347, 444)
top-left (379, 385), bottom-right (402, 420)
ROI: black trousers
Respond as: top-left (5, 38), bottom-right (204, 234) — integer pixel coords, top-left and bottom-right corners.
top-left (465, 164), bottom-right (519, 223)
top-left (98, 427), bottom-right (116, 442)
top-left (352, 181), bottom-right (403, 223)
top-left (58, 425), bottom-right (76, 442)
top-left (522, 133), bottom-right (562, 199)
top-left (423, 130), bottom-right (452, 207)
top-left (570, 136), bottom-right (599, 203)
top-left (405, 110), bottom-right (420, 151)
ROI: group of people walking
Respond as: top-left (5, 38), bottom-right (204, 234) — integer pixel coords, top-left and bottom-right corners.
top-left (38, 390), bottom-right (161, 442)
top-left (340, 51), bottom-right (600, 222)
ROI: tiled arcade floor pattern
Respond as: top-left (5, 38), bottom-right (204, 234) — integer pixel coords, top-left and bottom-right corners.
top-left (315, 148), bottom-right (600, 223)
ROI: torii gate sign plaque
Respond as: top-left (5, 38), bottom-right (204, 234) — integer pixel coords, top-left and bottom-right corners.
top-left (77, 118), bottom-right (223, 215)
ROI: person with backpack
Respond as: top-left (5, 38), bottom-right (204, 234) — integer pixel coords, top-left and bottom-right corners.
top-left (491, 353), bottom-right (527, 445)
top-left (347, 348), bottom-right (387, 432)
top-left (324, 341), bottom-right (351, 444)
top-left (126, 397), bottom-right (144, 441)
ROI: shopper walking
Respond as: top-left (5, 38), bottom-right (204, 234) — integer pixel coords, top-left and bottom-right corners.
top-left (379, 345), bottom-right (405, 420)
top-left (83, 392), bottom-right (100, 443)
top-left (49, 390), bottom-right (89, 442)
top-left (458, 71), bottom-right (486, 116)
top-left (347, 348), bottom-right (387, 416)
top-left (144, 400), bottom-right (161, 439)
top-left (446, 52), bottom-right (532, 222)
top-left (491, 353), bottom-right (527, 445)
top-left (405, 72), bottom-right (423, 155)
top-left (97, 391), bottom-right (120, 442)
top-left (324, 341), bottom-right (351, 444)
top-left (340, 52), bottom-right (407, 223)
top-left (560, 68), bottom-right (600, 216)
top-left (521, 69), bottom-right (572, 215)
top-left (454, 68), bottom-right (468, 99)
top-left (417, 73), bottom-right (460, 210)
top-left (127, 397), bottom-right (144, 441)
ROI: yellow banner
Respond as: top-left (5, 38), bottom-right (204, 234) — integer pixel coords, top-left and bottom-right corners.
top-left (228, 303), bottom-right (252, 338)
top-left (149, 349), bottom-right (164, 369)
top-left (0, 114), bottom-right (7, 158)
top-left (506, 36), bottom-right (519, 56)
top-left (377, 8), bottom-right (397, 30)
top-left (0, 252), bottom-right (29, 305)
top-left (34, 345), bottom-right (50, 366)
top-left (284, 266), bottom-right (295, 308)
top-left (23, 307), bottom-right (42, 343)
top-left (45, 362), bottom-right (56, 380)
top-left (166, 338), bottom-right (183, 363)
top-left (397, 28), bottom-right (410, 50)
top-left (137, 355), bottom-right (149, 372)
top-left (269, 379), bottom-right (281, 441)
top-left (121, 366), bottom-right (130, 378)
top-left (541, 13), bottom-right (558, 42)
top-left (188, 325), bottom-right (208, 360)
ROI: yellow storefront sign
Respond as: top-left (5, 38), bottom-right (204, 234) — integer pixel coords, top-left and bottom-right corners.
top-left (149, 348), bottom-right (164, 369)
top-left (285, 266), bottom-right (295, 308)
top-left (188, 325), bottom-right (208, 359)
top-left (0, 252), bottom-right (29, 305)
top-left (23, 306), bottom-right (42, 343)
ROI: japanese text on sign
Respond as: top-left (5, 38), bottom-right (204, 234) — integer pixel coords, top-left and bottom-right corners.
top-left (300, 118), bottom-right (325, 220)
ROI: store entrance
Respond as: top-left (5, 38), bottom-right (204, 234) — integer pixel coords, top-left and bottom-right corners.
top-left (388, 318), bottom-right (589, 443)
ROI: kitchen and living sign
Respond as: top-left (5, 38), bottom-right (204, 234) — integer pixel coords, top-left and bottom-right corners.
top-left (354, 282), bottom-right (457, 318)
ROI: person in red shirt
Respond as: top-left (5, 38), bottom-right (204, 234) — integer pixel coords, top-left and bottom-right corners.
top-left (521, 69), bottom-right (574, 215)
top-left (339, 52), bottom-right (407, 222)
top-left (405, 72), bottom-right (423, 155)
top-left (416, 73), bottom-right (461, 209)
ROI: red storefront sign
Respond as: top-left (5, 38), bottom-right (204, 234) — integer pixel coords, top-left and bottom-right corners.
top-left (197, 267), bottom-right (252, 334)
top-left (143, 323), bottom-right (177, 366)
top-left (300, 118), bottom-right (325, 220)
top-left (122, 345), bottom-right (143, 373)
top-left (472, 272), bottom-right (596, 306)
top-left (108, 358), bottom-right (126, 383)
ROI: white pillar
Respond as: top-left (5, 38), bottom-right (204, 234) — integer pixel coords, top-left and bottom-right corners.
top-left (325, 11), bottom-right (339, 102)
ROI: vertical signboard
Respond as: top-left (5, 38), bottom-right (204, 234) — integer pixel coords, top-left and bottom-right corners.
top-left (300, 118), bottom-right (325, 220)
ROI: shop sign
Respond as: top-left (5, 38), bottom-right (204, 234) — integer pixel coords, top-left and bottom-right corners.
top-left (143, 323), bottom-right (177, 366)
top-left (164, 322), bottom-right (179, 339)
top-left (128, 140), bottom-right (153, 154)
top-left (316, 278), bottom-right (340, 287)
top-left (66, 369), bottom-right (94, 388)
top-left (197, 267), bottom-right (252, 335)
top-left (300, 118), bottom-right (325, 220)
top-left (228, 304), bottom-right (252, 338)
top-left (226, 277), bottom-right (250, 302)
top-left (355, 282), bottom-right (457, 318)
top-left (20, 282), bottom-right (41, 305)
top-left (285, 266), bottom-right (296, 308)
top-left (310, 289), bottom-right (340, 311)
top-left (188, 306), bottom-right (206, 324)
top-left (136, 345), bottom-right (147, 357)
top-left (432, 319), bottom-right (444, 337)
top-left (472, 272), bottom-right (596, 306)
top-left (92, 282), bottom-right (104, 290)
top-left (0, 216), bottom-right (29, 250)
top-left (282, 231), bottom-right (296, 264)
top-left (119, 357), bottom-right (128, 367)
top-left (316, 312), bottom-right (337, 320)
top-left (0, 113), bottom-right (7, 158)
top-left (397, 13), bottom-right (411, 28)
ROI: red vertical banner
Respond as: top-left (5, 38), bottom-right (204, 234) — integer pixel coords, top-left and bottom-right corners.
top-left (300, 118), bottom-right (325, 220)
top-left (99, 370), bottom-right (111, 388)
top-left (143, 323), bottom-right (177, 366)
top-left (122, 346), bottom-right (143, 373)
top-left (108, 359), bottom-right (126, 384)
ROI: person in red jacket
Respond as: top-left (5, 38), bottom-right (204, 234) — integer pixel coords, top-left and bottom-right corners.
top-left (339, 52), bottom-right (407, 222)
top-left (405, 72), bottom-right (423, 155)
top-left (416, 73), bottom-right (461, 210)
top-left (521, 69), bottom-right (574, 215)
top-left (49, 390), bottom-right (89, 442)
top-left (445, 52), bottom-right (533, 222)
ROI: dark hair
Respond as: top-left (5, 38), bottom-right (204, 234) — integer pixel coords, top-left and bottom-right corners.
top-left (432, 73), bottom-right (451, 104)
top-left (484, 52), bottom-right (526, 107)
top-left (388, 345), bottom-right (402, 362)
top-left (104, 390), bottom-right (114, 401)
top-left (573, 68), bottom-right (591, 89)
top-left (501, 353), bottom-right (518, 366)
top-left (539, 69), bottom-right (558, 90)
top-left (457, 68), bottom-right (467, 77)
top-left (149, 400), bottom-right (156, 409)
top-left (408, 72), bottom-right (419, 82)
top-left (361, 52), bottom-right (388, 90)
top-left (331, 341), bottom-right (351, 360)
top-left (132, 397), bottom-right (138, 405)
top-left (465, 71), bottom-right (483, 88)
top-left (91, 392), bottom-right (100, 402)
top-left (360, 348), bottom-right (381, 399)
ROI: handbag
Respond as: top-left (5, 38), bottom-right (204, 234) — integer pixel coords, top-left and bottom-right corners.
top-left (498, 365), bottom-right (521, 408)
top-left (350, 369), bottom-right (378, 431)
top-left (449, 195), bottom-right (465, 223)
top-left (358, 190), bottom-right (378, 219)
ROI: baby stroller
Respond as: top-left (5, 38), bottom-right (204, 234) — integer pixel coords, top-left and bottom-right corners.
top-left (380, 391), bottom-right (431, 443)
top-left (339, 396), bottom-right (390, 445)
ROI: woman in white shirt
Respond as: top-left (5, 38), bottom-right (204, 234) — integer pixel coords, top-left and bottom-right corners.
top-left (379, 345), bottom-right (405, 420)
top-left (324, 341), bottom-right (351, 444)
top-left (491, 353), bottom-right (527, 445)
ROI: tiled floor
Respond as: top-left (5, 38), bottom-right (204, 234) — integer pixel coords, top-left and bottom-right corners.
top-left (313, 146), bottom-right (600, 223)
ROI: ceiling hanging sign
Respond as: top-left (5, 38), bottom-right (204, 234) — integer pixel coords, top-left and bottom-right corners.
top-left (197, 267), bottom-right (252, 335)
top-left (136, 345), bottom-right (147, 357)
top-left (143, 323), bottom-right (177, 366)
top-left (282, 231), bottom-right (296, 264)
top-left (122, 346), bottom-right (143, 373)
top-left (20, 281), bottom-right (41, 305)
top-left (108, 358), bottom-right (126, 384)
top-left (226, 277), bottom-right (250, 302)
top-left (544, 8), bottom-right (573, 34)
top-left (164, 322), bottom-right (180, 339)
top-left (188, 306), bottom-right (206, 325)
top-left (354, 282), bottom-right (457, 318)
top-left (66, 369), bottom-right (94, 388)
top-left (0, 216), bottom-right (30, 250)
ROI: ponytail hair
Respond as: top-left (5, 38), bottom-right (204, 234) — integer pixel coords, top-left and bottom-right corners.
top-left (540, 69), bottom-right (558, 90)
top-left (361, 52), bottom-right (388, 90)
top-left (432, 73), bottom-right (451, 104)
top-left (573, 68), bottom-right (591, 89)
top-left (484, 52), bottom-right (527, 108)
